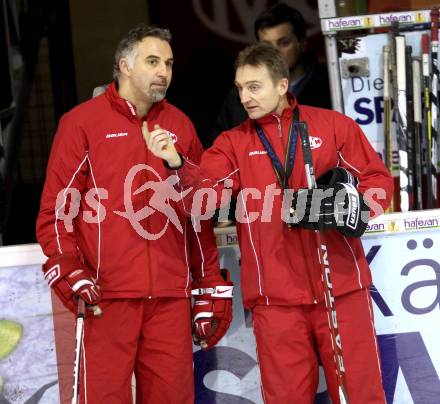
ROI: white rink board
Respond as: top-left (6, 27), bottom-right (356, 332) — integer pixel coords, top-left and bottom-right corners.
top-left (1, 209), bottom-right (440, 403)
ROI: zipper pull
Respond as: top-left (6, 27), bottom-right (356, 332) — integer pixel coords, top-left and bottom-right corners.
top-left (274, 115), bottom-right (282, 137)
top-left (270, 113), bottom-right (282, 137)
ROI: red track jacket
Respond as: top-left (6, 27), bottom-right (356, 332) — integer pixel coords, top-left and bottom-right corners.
top-left (37, 82), bottom-right (220, 299)
top-left (175, 98), bottom-right (393, 308)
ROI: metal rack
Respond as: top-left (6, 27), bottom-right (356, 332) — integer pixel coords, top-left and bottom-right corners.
top-left (317, 1), bottom-right (435, 112)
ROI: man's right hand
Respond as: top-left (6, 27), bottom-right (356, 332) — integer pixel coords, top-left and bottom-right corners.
top-left (142, 122), bottom-right (182, 168)
top-left (43, 253), bottom-right (101, 313)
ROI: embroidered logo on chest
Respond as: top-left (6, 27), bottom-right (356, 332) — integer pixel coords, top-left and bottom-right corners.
top-left (105, 132), bottom-right (128, 139)
top-left (248, 150), bottom-right (268, 156)
top-left (309, 136), bottom-right (323, 149)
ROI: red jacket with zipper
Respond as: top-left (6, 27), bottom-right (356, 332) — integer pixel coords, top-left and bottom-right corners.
top-left (36, 82), bottom-right (220, 299)
top-left (175, 97), bottom-right (393, 309)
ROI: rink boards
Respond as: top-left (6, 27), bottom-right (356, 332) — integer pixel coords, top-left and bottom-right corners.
top-left (0, 209), bottom-right (440, 403)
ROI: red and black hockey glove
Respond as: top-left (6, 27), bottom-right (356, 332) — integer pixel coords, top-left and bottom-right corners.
top-left (191, 269), bottom-right (233, 351)
top-left (43, 252), bottom-right (101, 313)
top-left (290, 167), bottom-right (370, 238)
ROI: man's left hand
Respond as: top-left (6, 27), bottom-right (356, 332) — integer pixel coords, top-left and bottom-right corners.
top-left (191, 269), bottom-right (233, 350)
top-left (289, 168), bottom-right (370, 238)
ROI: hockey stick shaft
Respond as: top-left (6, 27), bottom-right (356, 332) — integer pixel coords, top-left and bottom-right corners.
top-left (412, 57), bottom-right (424, 210)
top-left (389, 21), bottom-right (400, 212)
top-left (383, 45), bottom-right (392, 171)
top-left (383, 45), bottom-right (394, 213)
top-left (297, 122), bottom-right (349, 404)
top-left (423, 33), bottom-right (434, 208)
top-left (396, 35), bottom-right (410, 211)
top-left (430, 9), bottom-right (439, 207)
top-left (389, 22), bottom-right (399, 109)
top-left (72, 299), bottom-right (86, 404)
top-left (406, 45), bottom-right (415, 210)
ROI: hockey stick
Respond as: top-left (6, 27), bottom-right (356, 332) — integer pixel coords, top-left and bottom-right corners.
top-left (396, 35), bottom-right (410, 211)
top-left (72, 299), bottom-right (86, 404)
top-left (430, 9), bottom-right (439, 208)
top-left (383, 45), bottom-right (394, 212)
top-left (389, 21), bottom-right (400, 211)
top-left (71, 301), bottom-right (102, 404)
top-left (297, 121), bottom-right (350, 404)
top-left (422, 33), bottom-right (434, 208)
top-left (389, 21), bottom-right (399, 109)
top-left (412, 57), bottom-right (424, 210)
top-left (405, 45), bottom-right (415, 210)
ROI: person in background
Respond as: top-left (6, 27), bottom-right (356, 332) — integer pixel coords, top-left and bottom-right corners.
top-left (36, 24), bottom-right (232, 404)
top-left (211, 2), bottom-right (332, 143)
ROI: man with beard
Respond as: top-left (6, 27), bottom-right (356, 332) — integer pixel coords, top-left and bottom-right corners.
top-left (37, 24), bottom-right (233, 403)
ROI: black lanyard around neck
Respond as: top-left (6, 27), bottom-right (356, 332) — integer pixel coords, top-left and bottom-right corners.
top-left (253, 107), bottom-right (299, 189)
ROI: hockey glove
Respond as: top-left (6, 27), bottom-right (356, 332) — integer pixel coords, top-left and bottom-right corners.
top-left (43, 252), bottom-right (101, 313)
top-left (290, 167), bottom-right (370, 238)
top-left (191, 269), bottom-right (233, 351)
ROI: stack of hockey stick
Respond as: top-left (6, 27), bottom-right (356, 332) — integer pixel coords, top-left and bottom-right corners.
top-left (383, 9), bottom-right (439, 211)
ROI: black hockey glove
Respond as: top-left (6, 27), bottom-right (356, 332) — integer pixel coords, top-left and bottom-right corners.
top-left (289, 168), bottom-right (370, 238)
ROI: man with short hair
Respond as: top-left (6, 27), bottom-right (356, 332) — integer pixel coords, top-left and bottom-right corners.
top-left (145, 42), bottom-right (392, 403)
top-left (37, 24), bottom-right (232, 403)
top-left (210, 3), bottom-right (331, 227)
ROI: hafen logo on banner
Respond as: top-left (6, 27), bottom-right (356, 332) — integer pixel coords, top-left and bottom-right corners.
top-left (404, 216), bottom-right (440, 231)
top-left (366, 220), bottom-right (399, 234)
top-left (365, 212), bottom-right (440, 235)
top-left (216, 233), bottom-right (238, 247)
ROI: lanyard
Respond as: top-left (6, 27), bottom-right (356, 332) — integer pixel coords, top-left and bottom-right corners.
top-left (253, 107), bottom-right (299, 189)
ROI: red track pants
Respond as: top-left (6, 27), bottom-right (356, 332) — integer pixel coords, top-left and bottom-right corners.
top-left (79, 297), bottom-right (194, 404)
top-left (252, 288), bottom-right (386, 404)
